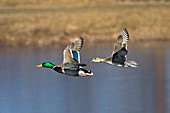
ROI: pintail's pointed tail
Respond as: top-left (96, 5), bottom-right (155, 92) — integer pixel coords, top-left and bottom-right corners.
top-left (125, 60), bottom-right (139, 68)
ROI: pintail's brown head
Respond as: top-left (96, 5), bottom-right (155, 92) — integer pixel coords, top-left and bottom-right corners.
top-left (90, 57), bottom-right (104, 62)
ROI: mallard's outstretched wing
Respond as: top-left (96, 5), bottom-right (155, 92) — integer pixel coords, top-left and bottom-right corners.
top-left (63, 37), bottom-right (84, 64)
top-left (112, 28), bottom-right (129, 54)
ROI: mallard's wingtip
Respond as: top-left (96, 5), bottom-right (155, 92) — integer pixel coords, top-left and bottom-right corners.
top-left (36, 64), bottom-right (42, 67)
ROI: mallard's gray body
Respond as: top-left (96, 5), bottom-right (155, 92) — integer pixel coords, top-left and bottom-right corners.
top-left (53, 63), bottom-right (92, 76)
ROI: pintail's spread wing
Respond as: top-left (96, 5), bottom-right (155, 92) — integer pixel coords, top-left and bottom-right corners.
top-left (63, 37), bottom-right (84, 64)
top-left (112, 47), bottom-right (128, 64)
top-left (112, 28), bottom-right (129, 54)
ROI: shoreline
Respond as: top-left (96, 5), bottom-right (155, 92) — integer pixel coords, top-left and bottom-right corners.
top-left (1, 37), bottom-right (170, 48)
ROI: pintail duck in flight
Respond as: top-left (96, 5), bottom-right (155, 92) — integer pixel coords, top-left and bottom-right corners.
top-left (36, 37), bottom-right (93, 76)
top-left (90, 28), bottom-right (138, 68)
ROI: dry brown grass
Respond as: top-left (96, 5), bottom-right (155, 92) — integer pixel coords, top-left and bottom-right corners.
top-left (0, 0), bottom-right (117, 8)
top-left (0, 1), bottom-right (170, 47)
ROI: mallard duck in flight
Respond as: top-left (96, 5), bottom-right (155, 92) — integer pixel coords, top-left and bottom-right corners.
top-left (36, 37), bottom-right (93, 76)
top-left (90, 28), bottom-right (138, 68)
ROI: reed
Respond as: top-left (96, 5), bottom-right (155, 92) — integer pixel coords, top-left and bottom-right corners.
top-left (0, 1), bottom-right (170, 47)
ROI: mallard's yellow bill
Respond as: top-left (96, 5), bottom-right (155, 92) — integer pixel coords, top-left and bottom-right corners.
top-left (36, 64), bottom-right (42, 67)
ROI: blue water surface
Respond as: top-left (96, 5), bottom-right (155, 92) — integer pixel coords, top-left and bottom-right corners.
top-left (0, 43), bottom-right (170, 113)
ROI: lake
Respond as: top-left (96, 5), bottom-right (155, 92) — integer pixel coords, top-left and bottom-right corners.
top-left (0, 42), bottom-right (170, 113)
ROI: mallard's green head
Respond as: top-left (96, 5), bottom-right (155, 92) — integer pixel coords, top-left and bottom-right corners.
top-left (36, 62), bottom-right (55, 68)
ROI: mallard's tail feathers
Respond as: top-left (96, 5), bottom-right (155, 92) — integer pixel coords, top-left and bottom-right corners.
top-left (79, 68), bottom-right (93, 76)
